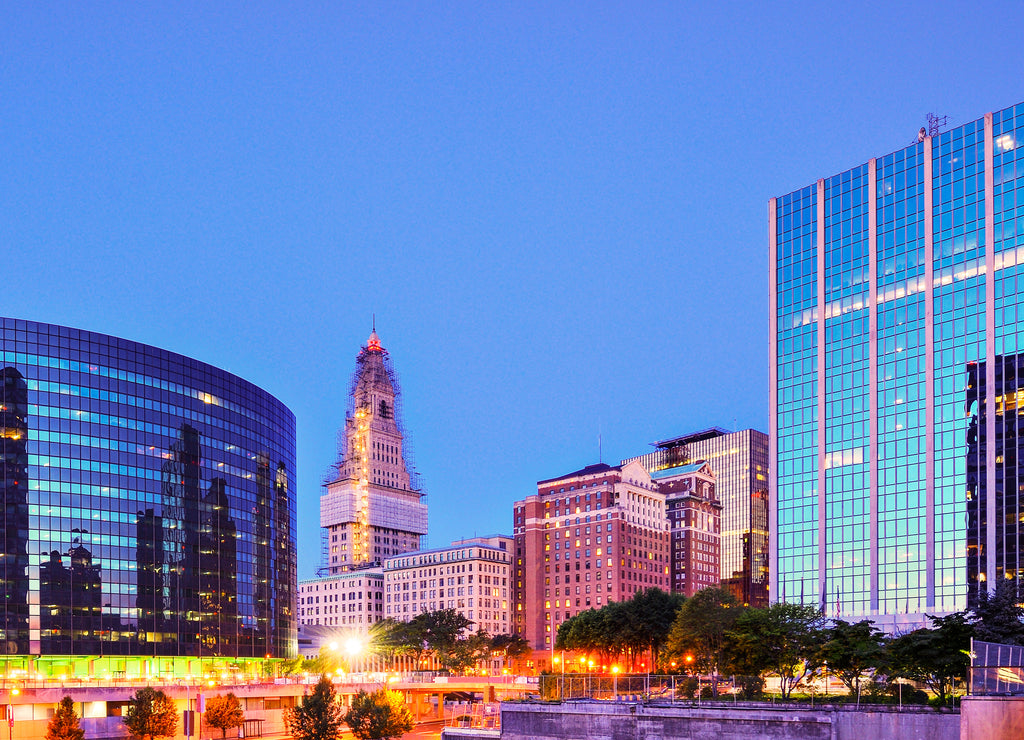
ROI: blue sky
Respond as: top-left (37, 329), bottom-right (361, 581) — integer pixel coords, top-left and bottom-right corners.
top-left (3, 2), bottom-right (1023, 578)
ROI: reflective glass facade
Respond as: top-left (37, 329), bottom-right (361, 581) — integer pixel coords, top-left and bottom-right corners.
top-left (770, 101), bottom-right (1024, 624)
top-left (625, 428), bottom-right (770, 607)
top-left (0, 318), bottom-right (296, 668)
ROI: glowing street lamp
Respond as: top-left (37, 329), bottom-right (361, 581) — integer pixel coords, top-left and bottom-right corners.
top-left (344, 637), bottom-right (364, 673)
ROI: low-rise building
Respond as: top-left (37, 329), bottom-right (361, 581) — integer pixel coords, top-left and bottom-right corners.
top-left (297, 566), bottom-right (385, 629)
top-left (383, 535), bottom-right (513, 637)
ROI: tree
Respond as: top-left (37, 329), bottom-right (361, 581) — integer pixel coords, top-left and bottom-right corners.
top-left (815, 619), bottom-right (887, 695)
top-left (490, 633), bottom-right (532, 670)
top-left (557, 608), bottom-right (609, 663)
top-left (555, 589), bottom-right (684, 671)
top-left (285, 676), bottom-right (347, 740)
top-left (889, 612), bottom-right (973, 705)
top-left (727, 602), bottom-right (825, 699)
top-left (370, 618), bottom-right (417, 668)
top-left (630, 588), bottom-right (685, 670)
top-left (123, 688), bottom-right (178, 740)
top-left (664, 587), bottom-right (742, 694)
top-left (343, 689), bottom-right (414, 740)
top-left (413, 609), bottom-right (474, 671)
top-left (972, 577), bottom-right (1024, 645)
top-left (204, 693), bottom-right (244, 739)
top-left (47, 697), bottom-right (84, 740)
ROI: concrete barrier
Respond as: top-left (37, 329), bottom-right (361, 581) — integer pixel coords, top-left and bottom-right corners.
top-left (960, 696), bottom-right (1024, 740)
top-left (501, 700), bottom-right (960, 740)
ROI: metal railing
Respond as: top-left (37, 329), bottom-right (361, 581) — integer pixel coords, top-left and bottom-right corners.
top-left (971, 639), bottom-right (1024, 696)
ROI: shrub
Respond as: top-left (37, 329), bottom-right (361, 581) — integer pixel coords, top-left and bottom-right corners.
top-left (736, 675), bottom-right (764, 700)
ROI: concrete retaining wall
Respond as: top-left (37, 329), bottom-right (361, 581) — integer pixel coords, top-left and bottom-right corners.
top-left (960, 696), bottom-right (1024, 740)
top-left (501, 701), bottom-right (960, 740)
top-left (440, 728), bottom-right (501, 740)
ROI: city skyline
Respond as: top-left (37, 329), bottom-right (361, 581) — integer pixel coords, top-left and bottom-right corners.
top-left (4, 4), bottom-right (1024, 579)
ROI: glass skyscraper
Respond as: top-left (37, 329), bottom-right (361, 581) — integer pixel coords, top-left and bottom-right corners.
top-left (771, 101), bottom-right (1024, 626)
top-left (0, 318), bottom-right (296, 675)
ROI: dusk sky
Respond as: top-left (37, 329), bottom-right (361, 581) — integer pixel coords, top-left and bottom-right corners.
top-left (3, 2), bottom-right (1023, 579)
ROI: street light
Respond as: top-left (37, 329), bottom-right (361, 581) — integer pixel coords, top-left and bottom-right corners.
top-left (344, 637), bottom-right (364, 675)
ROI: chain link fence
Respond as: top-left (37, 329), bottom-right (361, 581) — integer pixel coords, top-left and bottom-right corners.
top-left (538, 674), bottom-right (763, 702)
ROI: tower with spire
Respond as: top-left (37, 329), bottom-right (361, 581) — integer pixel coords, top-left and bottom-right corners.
top-left (319, 328), bottom-right (427, 574)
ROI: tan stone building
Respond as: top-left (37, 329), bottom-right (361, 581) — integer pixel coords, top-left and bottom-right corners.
top-left (297, 566), bottom-right (384, 629)
top-left (383, 535), bottom-right (513, 638)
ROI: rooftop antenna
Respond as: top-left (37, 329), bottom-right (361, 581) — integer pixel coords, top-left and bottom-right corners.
top-left (372, 313), bottom-right (376, 332)
top-left (927, 112), bottom-right (950, 138)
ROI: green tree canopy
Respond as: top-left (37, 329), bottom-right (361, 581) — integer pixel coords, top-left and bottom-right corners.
top-left (664, 587), bottom-right (742, 690)
top-left (556, 588), bottom-right (684, 671)
top-left (369, 618), bottom-right (417, 665)
top-left (889, 612), bottom-right (973, 705)
top-left (285, 676), bottom-right (347, 740)
top-left (204, 694), bottom-right (244, 739)
top-left (815, 619), bottom-right (887, 695)
top-left (630, 588), bottom-right (685, 669)
top-left (46, 697), bottom-right (84, 740)
top-left (343, 689), bottom-right (414, 740)
top-left (442, 629), bottom-right (493, 674)
top-left (726, 602), bottom-right (824, 699)
top-left (123, 688), bottom-right (178, 740)
top-left (557, 608), bottom-right (609, 660)
top-left (490, 633), bottom-right (532, 663)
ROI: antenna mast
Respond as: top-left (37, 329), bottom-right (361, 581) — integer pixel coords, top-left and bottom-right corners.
top-left (927, 112), bottom-right (950, 138)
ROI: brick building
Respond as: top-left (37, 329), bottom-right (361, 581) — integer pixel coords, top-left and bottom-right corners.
top-left (513, 461), bottom-right (669, 661)
top-left (655, 461), bottom-right (722, 596)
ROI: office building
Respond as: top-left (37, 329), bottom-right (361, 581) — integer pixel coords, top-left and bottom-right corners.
top-left (383, 535), bottom-right (513, 637)
top-left (0, 317), bottom-right (297, 676)
top-left (297, 567), bottom-right (385, 629)
top-left (320, 329), bottom-right (428, 573)
top-left (655, 461), bottom-right (722, 596)
top-left (627, 428), bottom-right (769, 606)
top-left (770, 101), bottom-right (1024, 624)
top-left (512, 462), bottom-right (669, 659)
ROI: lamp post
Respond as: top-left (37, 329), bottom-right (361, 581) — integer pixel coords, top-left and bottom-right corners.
top-left (7, 689), bottom-right (20, 740)
top-left (611, 666), bottom-right (619, 700)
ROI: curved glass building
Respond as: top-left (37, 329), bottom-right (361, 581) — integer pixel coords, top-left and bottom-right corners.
top-left (0, 318), bottom-right (296, 675)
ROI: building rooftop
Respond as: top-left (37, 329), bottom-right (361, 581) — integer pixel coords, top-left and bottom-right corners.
top-left (653, 427), bottom-right (733, 449)
top-left (537, 462), bottom-right (619, 485)
top-left (651, 462), bottom-right (709, 479)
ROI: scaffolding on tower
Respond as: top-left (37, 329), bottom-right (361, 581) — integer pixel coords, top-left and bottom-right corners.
top-left (318, 329), bottom-right (426, 575)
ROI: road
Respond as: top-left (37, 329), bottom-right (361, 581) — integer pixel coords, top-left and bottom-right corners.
top-left (402, 719), bottom-right (446, 739)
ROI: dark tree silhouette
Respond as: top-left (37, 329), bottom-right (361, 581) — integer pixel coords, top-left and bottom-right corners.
top-left (123, 688), bottom-right (178, 740)
top-left (46, 697), bottom-right (84, 740)
top-left (285, 676), bottom-right (346, 740)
